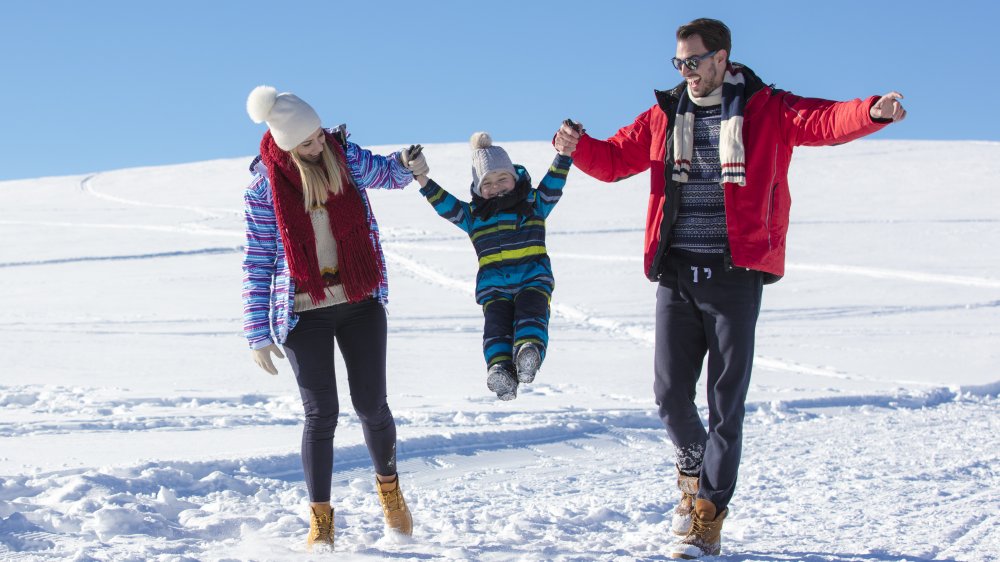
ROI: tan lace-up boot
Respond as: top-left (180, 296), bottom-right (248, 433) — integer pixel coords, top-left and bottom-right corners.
top-left (376, 475), bottom-right (413, 536)
top-left (307, 504), bottom-right (334, 551)
top-left (672, 472), bottom-right (699, 535)
top-left (671, 498), bottom-right (727, 559)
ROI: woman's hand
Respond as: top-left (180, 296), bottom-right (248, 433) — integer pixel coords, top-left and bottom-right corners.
top-left (252, 344), bottom-right (285, 375)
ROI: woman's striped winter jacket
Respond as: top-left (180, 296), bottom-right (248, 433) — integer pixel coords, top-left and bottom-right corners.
top-left (241, 137), bottom-right (412, 349)
top-left (419, 154), bottom-right (572, 304)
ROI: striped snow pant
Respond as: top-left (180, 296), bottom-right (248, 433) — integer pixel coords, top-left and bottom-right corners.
top-left (653, 251), bottom-right (764, 512)
top-left (482, 287), bottom-right (551, 369)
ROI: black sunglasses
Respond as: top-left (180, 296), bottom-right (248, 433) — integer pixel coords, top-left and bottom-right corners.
top-left (670, 50), bottom-right (718, 71)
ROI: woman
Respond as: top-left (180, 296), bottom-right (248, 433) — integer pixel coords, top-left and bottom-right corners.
top-left (242, 85), bottom-right (428, 550)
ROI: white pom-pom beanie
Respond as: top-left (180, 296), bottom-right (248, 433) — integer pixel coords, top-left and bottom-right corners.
top-left (246, 85), bottom-right (322, 151)
top-left (469, 132), bottom-right (516, 195)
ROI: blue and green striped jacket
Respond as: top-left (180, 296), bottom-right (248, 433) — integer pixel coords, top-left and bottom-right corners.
top-left (419, 154), bottom-right (572, 304)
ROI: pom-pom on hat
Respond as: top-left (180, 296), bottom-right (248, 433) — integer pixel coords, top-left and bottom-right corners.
top-left (246, 85), bottom-right (322, 151)
top-left (470, 132), bottom-right (516, 195)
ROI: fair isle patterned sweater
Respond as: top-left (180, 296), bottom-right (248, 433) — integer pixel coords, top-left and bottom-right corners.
top-left (241, 136), bottom-right (413, 350)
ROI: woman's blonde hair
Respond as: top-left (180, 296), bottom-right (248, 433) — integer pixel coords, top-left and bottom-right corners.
top-left (290, 140), bottom-right (344, 210)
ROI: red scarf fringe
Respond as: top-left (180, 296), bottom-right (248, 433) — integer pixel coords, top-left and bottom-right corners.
top-left (260, 130), bottom-right (383, 304)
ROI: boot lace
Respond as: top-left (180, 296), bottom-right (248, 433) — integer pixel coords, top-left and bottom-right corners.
top-left (689, 512), bottom-right (709, 537)
top-left (380, 487), bottom-right (404, 512)
top-left (310, 510), bottom-right (332, 541)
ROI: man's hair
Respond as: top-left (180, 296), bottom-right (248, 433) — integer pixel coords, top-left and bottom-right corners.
top-left (676, 18), bottom-right (732, 60)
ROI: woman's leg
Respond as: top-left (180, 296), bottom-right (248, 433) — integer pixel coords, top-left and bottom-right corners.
top-left (283, 308), bottom-right (340, 503)
top-left (335, 299), bottom-right (397, 476)
top-left (333, 299), bottom-right (413, 536)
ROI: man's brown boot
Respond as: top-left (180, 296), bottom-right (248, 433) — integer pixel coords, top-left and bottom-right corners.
top-left (306, 504), bottom-right (334, 551)
top-left (672, 472), bottom-right (699, 535)
top-left (376, 475), bottom-right (413, 536)
top-left (671, 498), bottom-right (727, 559)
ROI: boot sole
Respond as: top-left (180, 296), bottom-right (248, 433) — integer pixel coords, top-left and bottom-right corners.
top-left (515, 346), bottom-right (540, 383)
top-left (487, 370), bottom-right (518, 400)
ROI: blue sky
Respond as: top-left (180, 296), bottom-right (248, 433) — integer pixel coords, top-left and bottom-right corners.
top-left (3, 0), bottom-right (996, 181)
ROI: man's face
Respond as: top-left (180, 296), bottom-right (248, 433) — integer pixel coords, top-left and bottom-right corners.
top-left (675, 35), bottom-right (726, 98)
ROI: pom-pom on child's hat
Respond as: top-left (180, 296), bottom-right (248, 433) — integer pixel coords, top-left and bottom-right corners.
top-left (246, 85), bottom-right (322, 151)
top-left (470, 132), bottom-right (517, 195)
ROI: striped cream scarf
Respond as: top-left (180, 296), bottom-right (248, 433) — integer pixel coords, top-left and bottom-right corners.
top-left (671, 64), bottom-right (747, 186)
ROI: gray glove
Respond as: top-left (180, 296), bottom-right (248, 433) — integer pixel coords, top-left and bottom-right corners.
top-left (400, 144), bottom-right (429, 176)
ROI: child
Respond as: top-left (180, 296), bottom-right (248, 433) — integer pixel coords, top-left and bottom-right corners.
top-left (407, 132), bottom-right (573, 400)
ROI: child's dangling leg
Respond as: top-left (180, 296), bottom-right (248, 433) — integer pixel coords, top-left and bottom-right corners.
top-left (512, 288), bottom-right (551, 384)
top-left (482, 296), bottom-right (517, 400)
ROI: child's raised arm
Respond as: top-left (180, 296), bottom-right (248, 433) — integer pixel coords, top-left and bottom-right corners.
top-left (533, 152), bottom-right (573, 219)
top-left (400, 145), bottom-right (476, 233)
top-left (419, 178), bottom-right (475, 234)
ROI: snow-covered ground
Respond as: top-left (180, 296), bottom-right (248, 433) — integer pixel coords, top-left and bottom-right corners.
top-left (0, 139), bottom-right (997, 561)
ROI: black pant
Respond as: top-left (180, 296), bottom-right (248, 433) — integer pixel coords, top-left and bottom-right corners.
top-left (283, 299), bottom-right (396, 502)
top-left (653, 252), bottom-right (763, 511)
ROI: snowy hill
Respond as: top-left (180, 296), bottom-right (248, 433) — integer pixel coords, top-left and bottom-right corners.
top-left (0, 139), bottom-right (997, 561)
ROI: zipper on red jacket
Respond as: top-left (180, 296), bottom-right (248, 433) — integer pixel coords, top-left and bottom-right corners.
top-left (765, 145), bottom-right (779, 251)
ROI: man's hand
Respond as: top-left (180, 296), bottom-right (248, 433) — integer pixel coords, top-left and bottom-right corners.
top-left (252, 344), bottom-right (285, 375)
top-left (870, 91), bottom-right (906, 122)
top-left (400, 144), bottom-right (429, 176)
top-left (554, 119), bottom-right (583, 156)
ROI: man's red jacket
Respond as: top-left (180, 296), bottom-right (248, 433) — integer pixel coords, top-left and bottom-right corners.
top-left (569, 65), bottom-right (889, 283)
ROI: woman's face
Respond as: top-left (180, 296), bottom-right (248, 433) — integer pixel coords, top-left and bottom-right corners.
top-left (294, 128), bottom-right (325, 162)
top-left (479, 171), bottom-right (516, 199)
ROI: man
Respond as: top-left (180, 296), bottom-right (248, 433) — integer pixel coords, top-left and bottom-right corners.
top-left (554, 18), bottom-right (905, 559)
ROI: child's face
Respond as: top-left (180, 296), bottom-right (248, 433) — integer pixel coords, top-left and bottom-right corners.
top-left (479, 171), bottom-right (516, 199)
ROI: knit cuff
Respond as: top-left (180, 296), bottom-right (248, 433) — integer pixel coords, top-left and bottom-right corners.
top-left (249, 338), bottom-right (275, 351)
top-left (418, 178), bottom-right (441, 197)
top-left (553, 154), bottom-right (573, 169)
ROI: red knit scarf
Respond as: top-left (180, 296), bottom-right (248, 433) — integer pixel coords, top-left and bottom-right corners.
top-left (260, 130), bottom-right (383, 305)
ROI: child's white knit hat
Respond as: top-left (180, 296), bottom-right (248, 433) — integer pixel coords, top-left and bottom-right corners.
top-left (470, 132), bottom-right (516, 195)
top-left (246, 85), bottom-right (321, 151)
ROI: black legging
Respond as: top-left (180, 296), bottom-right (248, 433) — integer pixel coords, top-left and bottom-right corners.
top-left (282, 298), bottom-right (397, 502)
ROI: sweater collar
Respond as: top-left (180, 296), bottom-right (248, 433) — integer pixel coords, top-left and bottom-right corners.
top-left (689, 86), bottom-right (722, 107)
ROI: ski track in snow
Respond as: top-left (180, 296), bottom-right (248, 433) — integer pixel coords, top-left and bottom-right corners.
top-left (80, 174), bottom-right (241, 220)
top-left (0, 247), bottom-right (241, 269)
top-left (0, 219), bottom-right (243, 239)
